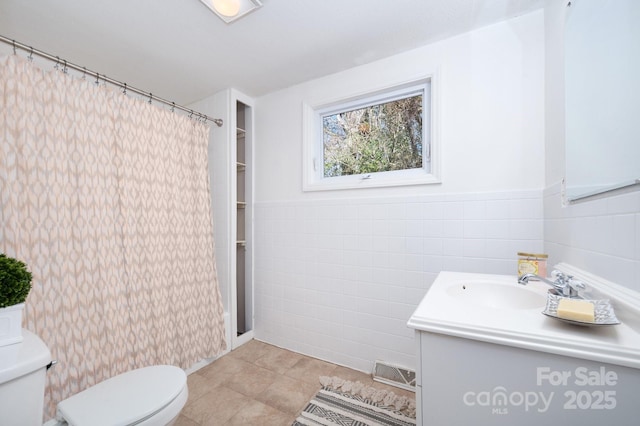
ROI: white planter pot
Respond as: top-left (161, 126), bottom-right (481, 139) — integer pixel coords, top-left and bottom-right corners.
top-left (0, 303), bottom-right (24, 347)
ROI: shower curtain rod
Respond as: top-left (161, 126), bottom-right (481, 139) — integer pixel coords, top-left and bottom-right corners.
top-left (0, 35), bottom-right (223, 127)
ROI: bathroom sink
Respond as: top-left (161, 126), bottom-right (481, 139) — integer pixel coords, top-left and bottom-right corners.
top-left (445, 279), bottom-right (546, 310)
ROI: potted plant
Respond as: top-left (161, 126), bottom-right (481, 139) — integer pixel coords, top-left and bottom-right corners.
top-left (0, 253), bottom-right (32, 346)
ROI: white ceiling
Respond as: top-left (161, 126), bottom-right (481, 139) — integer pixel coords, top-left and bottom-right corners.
top-left (0, 0), bottom-right (543, 105)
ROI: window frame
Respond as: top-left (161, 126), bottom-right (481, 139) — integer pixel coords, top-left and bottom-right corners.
top-left (303, 75), bottom-right (440, 192)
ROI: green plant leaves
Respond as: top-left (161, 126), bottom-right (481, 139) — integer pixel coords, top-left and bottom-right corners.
top-left (0, 253), bottom-right (33, 308)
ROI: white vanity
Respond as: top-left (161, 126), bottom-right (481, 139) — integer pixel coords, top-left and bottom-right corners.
top-left (408, 268), bottom-right (640, 425)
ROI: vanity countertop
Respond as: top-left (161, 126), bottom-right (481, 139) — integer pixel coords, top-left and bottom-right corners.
top-left (408, 271), bottom-right (640, 370)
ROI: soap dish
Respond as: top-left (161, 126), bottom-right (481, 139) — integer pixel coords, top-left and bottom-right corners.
top-left (542, 292), bottom-right (620, 326)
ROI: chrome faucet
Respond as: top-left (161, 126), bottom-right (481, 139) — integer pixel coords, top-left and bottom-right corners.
top-left (518, 270), bottom-right (585, 298)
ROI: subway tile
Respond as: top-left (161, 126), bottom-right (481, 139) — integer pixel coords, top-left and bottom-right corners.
top-left (388, 236), bottom-right (406, 252)
top-left (611, 214), bottom-right (636, 258)
top-left (636, 213), bottom-right (640, 260)
top-left (509, 219), bottom-right (543, 240)
top-left (357, 219), bottom-right (373, 235)
top-left (389, 302), bottom-right (417, 320)
top-left (442, 220), bottom-right (464, 238)
top-left (343, 235), bottom-right (360, 250)
top-left (388, 203), bottom-right (407, 220)
top-left (388, 219), bottom-right (406, 237)
top-left (463, 200), bottom-right (487, 220)
top-left (509, 198), bottom-right (543, 219)
top-left (423, 255), bottom-right (444, 273)
top-left (463, 220), bottom-right (486, 239)
top-left (372, 236), bottom-right (390, 252)
top-left (406, 203), bottom-right (425, 220)
top-left (405, 254), bottom-right (423, 272)
top-left (485, 220), bottom-right (510, 239)
top-left (418, 219), bottom-right (439, 238)
top-left (592, 215), bottom-right (614, 255)
top-left (423, 238), bottom-right (444, 255)
top-left (462, 257), bottom-right (488, 273)
top-left (484, 258), bottom-right (514, 275)
top-left (388, 253), bottom-right (407, 270)
top-left (423, 202), bottom-right (444, 220)
top-left (485, 239), bottom-right (511, 259)
top-left (443, 238), bottom-right (464, 256)
top-left (442, 201), bottom-right (464, 219)
top-left (343, 204), bottom-right (359, 220)
top-left (607, 192), bottom-right (640, 215)
top-left (404, 270), bottom-right (426, 288)
top-left (368, 268), bottom-right (400, 286)
top-left (463, 239), bottom-right (486, 258)
top-left (442, 256), bottom-right (465, 272)
top-left (373, 219), bottom-right (391, 236)
top-left (405, 219), bottom-right (425, 238)
top-left (486, 199), bottom-right (511, 220)
top-left (508, 239), bottom-right (543, 256)
top-left (369, 203), bottom-right (389, 220)
top-left (357, 204), bottom-right (374, 220)
top-left (406, 237), bottom-right (423, 254)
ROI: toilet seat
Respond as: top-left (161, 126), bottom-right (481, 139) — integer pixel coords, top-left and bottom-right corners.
top-left (56, 365), bottom-right (187, 426)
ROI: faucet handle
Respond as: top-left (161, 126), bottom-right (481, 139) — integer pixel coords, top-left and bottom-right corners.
top-left (568, 277), bottom-right (586, 292)
top-left (559, 276), bottom-right (586, 298)
top-left (551, 270), bottom-right (568, 283)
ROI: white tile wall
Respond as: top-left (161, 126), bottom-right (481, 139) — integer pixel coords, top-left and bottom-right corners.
top-left (253, 190), bottom-right (543, 373)
top-left (544, 183), bottom-right (640, 292)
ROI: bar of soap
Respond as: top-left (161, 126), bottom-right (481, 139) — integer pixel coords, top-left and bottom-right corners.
top-left (557, 298), bottom-right (595, 322)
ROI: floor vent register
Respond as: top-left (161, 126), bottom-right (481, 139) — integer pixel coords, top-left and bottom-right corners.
top-left (372, 360), bottom-right (416, 391)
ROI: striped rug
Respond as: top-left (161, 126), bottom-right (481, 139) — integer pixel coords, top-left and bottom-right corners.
top-left (293, 377), bottom-right (416, 426)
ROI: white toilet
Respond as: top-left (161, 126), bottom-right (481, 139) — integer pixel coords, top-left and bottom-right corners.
top-left (0, 329), bottom-right (188, 426)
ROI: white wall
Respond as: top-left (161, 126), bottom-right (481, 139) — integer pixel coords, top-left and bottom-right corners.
top-left (255, 11), bottom-right (545, 202)
top-left (253, 11), bottom-right (545, 373)
top-left (543, 0), bottom-right (640, 292)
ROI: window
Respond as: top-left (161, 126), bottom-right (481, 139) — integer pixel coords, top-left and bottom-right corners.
top-left (303, 77), bottom-right (439, 191)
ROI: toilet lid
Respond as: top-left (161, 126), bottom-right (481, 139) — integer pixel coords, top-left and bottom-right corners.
top-left (57, 365), bottom-right (186, 426)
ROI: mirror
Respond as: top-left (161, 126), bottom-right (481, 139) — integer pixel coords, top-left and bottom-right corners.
top-left (565, 0), bottom-right (640, 201)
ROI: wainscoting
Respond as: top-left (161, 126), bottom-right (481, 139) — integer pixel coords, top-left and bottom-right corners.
top-left (544, 182), bottom-right (640, 293)
top-left (253, 190), bottom-right (544, 373)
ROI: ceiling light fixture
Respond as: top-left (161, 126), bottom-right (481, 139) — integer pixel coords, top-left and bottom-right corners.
top-left (199, 0), bottom-right (263, 24)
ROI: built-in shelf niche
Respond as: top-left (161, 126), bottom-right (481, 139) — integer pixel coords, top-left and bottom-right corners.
top-left (234, 99), bottom-right (253, 342)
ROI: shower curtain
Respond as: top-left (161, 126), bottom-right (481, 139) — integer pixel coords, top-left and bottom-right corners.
top-left (0, 54), bottom-right (226, 418)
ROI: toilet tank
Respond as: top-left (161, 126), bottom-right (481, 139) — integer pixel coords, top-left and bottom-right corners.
top-left (0, 328), bottom-right (52, 426)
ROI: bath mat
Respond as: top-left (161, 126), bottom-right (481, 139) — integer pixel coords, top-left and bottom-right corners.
top-left (293, 376), bottom-right (416, 426)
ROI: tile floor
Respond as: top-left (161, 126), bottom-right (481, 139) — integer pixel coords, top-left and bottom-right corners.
top-left (175, 339), bottom-right (415, 425)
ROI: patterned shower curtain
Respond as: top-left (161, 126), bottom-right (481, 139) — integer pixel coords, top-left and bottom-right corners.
top-left (0, 54), bottom-right (226, 418)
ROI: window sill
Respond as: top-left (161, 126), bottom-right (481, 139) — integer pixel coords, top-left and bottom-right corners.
top-left (303, 170), bottom-right (441, 192)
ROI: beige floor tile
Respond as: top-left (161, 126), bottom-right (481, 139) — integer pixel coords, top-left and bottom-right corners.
top-left (180, 340), bottom-right (416, 425)
top-left (182, 386), bottom-right (252, 426)
top-left (198, 355), bottom-right (252, 383)
top-left (174, 414), bottom-right (200, 426)
top-left (225, 399), bottom-right (294, 426)
top-left (285, 355), bottom-right (338, 385)
top-left (256, 375), bottom-right (319, 415)
top-left (254, 344), bottom-right (305, 374)
top-left (226, 339), bottom-right (273, 363)
top-left (221, 362), bottom-right (279, 398)
top-left (186, 371), bottom-right (223, 403)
